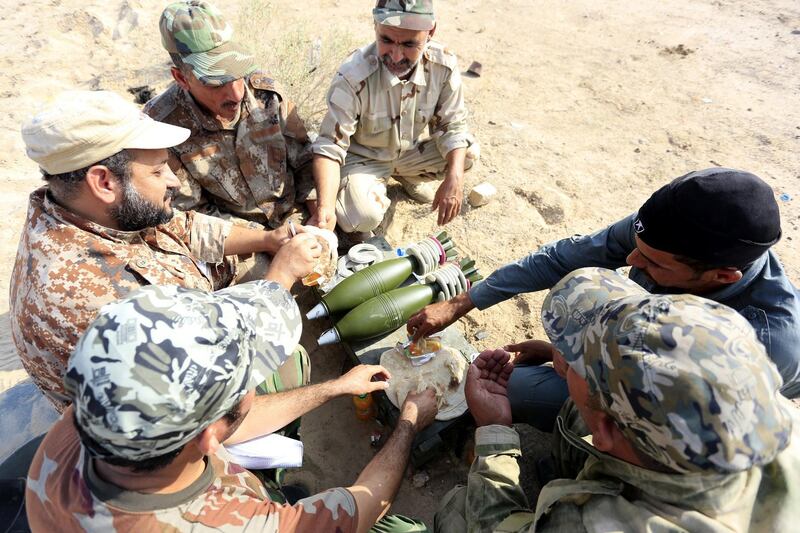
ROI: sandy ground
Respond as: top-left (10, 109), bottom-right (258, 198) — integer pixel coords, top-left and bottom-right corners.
top-left (0, 0), bottom-right (798, 526)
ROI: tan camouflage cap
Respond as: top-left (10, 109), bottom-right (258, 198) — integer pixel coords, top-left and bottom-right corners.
top-left (373, 0), bottom-right (435, 31)
top-left (65, 281), bottom-right (301, 461)
top-left (22, 91), bottom-right (189, 175)
top-left (160, 1), bottom-right (256, 86)
top-left (543, 267), bottom-right (792, 474)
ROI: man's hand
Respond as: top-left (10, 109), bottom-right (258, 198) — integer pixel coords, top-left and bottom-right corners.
top-left (307, 202), bottom-right (337, 231)
top-left (399, 388), bottom-right (438, 432)
top-left (504, 339), bottom-right (559, 366)
top-left (266, 233), bottom-right (322, 288)
top-left (335, 364), bottom-right (391, 396)
top-left (270, 221), bottom-right (308, 248)
top-left (466, 349), bottom-right (514, 427)
top-left (432, 174), bottom-right (463, 226)
top-left (406, 293), bottom-right (475, 342)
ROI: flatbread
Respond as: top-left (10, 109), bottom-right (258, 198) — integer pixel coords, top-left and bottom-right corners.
top-left (380, 345), bottom-right (469, 421)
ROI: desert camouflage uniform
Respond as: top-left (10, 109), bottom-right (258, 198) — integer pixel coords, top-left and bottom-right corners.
top-left (144, 73), bottom-right (314, 229)
top-left (436, 268), bottom-right (800, 532)
top-left (312, 41), bottom-right (477, 232)
top-left (26, 408), bottom-right (359, 532)
top-left (8, 187), bottom-right (236, 411)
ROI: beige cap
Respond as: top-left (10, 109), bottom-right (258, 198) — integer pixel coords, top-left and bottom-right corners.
top-left (22, 91), bottom-right (190, 174)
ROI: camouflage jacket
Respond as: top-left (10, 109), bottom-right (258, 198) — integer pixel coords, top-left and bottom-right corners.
top-left (9, 187), bottom-right (235, 412)
top-left (313, 41), bottom-right (470, 165)
top-left (144, 73), bottom-right (314, 229)
top-left (26, 409), bottom-right (359, 532)
top-left (438, 413), bottom-right (800, 533)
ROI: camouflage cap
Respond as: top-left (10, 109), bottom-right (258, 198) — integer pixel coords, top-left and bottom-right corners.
top-left (65, 281), bottom-right (301, 461)
top-left (543, 267), bottom-right (792, 474)
top-left (373, 0), bottom-right (435, 31)
top-left (160, 1), bottom-right (256, 86)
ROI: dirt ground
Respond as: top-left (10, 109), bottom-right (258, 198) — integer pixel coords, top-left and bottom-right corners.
top-left (0, 0), bottom-right (798, 527)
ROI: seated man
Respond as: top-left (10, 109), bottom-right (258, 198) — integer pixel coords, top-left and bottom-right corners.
top-left (435, 268), bottom-right (800, 532)
top-left (145, 1), bottom-right (314, 230)
top-left (409, 168), bottom-right (800, 431)
top-left (26, 280), bottom-right (437, 531)
top-left (312, 0), bottom-right (479, 235)
top-left (11, 89), bottom-right (322, 411)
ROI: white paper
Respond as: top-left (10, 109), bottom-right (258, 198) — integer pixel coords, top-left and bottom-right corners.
top-left (224, 433), bottom-right (304, 469)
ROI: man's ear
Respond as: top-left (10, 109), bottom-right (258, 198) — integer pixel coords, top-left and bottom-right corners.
top-left (428, 23), bottom-right (436, 40)
top-left (171, 67), bottom-right (190, 91)
top-left (711, 268), bottom-right (743, 285)
top-left (84, 165), bottom-right (121, 206)
top-left (591, 412), bottom-right (617, 453)
top-left (195, 420), bottom-right (226, 456)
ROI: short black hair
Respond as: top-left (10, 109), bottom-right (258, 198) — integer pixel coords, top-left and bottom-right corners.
top-left (42, 149), bottom-right (132, 201)
top-left (73, 414), bottom-right (184, 473)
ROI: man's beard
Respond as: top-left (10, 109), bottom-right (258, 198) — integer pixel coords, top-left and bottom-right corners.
top-left (110, 182), bottom-right (176, 231)
top-left (381, 55), bottom-right (421, 78)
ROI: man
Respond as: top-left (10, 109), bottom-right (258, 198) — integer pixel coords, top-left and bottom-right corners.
top-left (11, 89), bottom-right (322, 411)
top-left (312, 0), bottom-right (479, 236)
top-left (435, 268), bottom-right (800, 532)
top-left (26, 280), bottom-right (437, 532)
top-left (144, 1), bottom-right (314, 232)
top-left (408, 168), bottom-right (800, 431)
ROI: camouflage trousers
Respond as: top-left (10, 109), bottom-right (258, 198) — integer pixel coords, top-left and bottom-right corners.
top-left (335, 138), bottom-right (479, 233)
top-left (255, 345), bottom-right (311, 439)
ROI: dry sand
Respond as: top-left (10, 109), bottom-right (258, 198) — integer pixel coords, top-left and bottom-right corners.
top-left (0, 0), bottom-right (798, 526)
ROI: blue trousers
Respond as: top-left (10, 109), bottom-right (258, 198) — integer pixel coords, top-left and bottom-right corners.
top-left (506, 364), bottom-right (569, 432)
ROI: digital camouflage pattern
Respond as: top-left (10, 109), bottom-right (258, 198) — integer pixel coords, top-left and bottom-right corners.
top-left (435, 407), bottom-right (800, 532)
top-left (160, 1), bottom-right (256, 85)
top-left (373, 0), bottom-right (435, 31)
top-left (26, 410), bottom-right (359, 532)
top-left (314, 41), bottom-right (470, 167)
top-left (144, 74), bottom-right (314, 228)
top-left (542, 267), bottom-right (792, 474)
top-left (9, 187), bottom-right (235, 412)
top-left (65, 281), bottom-right (300, 460)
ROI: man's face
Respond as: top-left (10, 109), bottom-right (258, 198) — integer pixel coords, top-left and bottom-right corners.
top-left (626, 236), bottom-right (718, 292)
top-left (566, 366), bottom-right (600, 433)
top-left (109, 148), bottom-right (180, 231)
top-left (375, 24), bottom-right (431, 78)
top-left (176, 69), bottom-right (246, 122)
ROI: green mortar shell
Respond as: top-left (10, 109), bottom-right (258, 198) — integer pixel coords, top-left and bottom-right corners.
top-left (332, 284), bottom-right (436, 342)
top-left (321, 257), bottom-right (416, 314)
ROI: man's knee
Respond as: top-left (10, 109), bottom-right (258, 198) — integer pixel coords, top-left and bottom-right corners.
top-left (336, 173), bottom-right (391, 233)
top-left (434, 485), bottom-right (468, 533)
top-left (464, 139), bottom-right (480, 172)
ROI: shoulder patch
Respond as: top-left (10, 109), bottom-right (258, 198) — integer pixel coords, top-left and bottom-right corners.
top-left (339, 45), bottom-right (380, 87)
top-left (143, 84), bottom-right (180, 121)
top-left (424, 41), bottom-right (458, 71)
top-left (249, 71), bottom-right (284, 100)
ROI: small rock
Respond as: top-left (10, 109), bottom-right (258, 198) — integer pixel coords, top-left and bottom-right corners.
top-left (702, 97), bottom-right (713, 104)
top-left (634, 147), bottom-right (641, 153)
top-left (475, 330), bottom-right (489, 340)
top-left (468, 182), bottom-right (497, 207)
top-left (412, 472), bottom-right (430, 488)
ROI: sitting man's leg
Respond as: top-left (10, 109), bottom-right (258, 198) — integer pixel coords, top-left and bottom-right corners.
top-left (335, 154), bottom-right (393, 235)
top-left (506, 365), bottom-right (569, 433)
top-left (393, 138), bottom-right (480, 203)
top-left (256, 345), bottom-right (312, 439)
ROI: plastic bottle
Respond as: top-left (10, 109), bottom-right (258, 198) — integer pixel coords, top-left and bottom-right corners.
top-left (353, 393), bottom-right (375, 421)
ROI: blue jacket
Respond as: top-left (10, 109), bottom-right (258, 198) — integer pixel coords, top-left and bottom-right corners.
top-left (469, 213), bottom-right (800, 398)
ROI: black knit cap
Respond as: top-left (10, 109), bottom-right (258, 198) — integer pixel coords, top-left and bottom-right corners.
top-left (634, 168), bottom-right (782, 268)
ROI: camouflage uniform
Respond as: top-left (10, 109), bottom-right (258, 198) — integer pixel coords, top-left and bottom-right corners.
top-left (144, 75), bottom-right (314, 230)
top-left (313, 2), bottom-right (478, 232)
top-left (26, 414), bottom-right (358, 532)
top-left (8, 187), bottom-right (237, 411)
top-left (436, 268), bottom-right (800, 532)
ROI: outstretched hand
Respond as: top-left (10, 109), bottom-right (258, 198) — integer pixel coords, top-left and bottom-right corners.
top-left (465, 349), bottom-right (514, 427)
top-left (504, 339), bottom-right (558, 366)
top-left (336, 364), bottom-right (391, 396)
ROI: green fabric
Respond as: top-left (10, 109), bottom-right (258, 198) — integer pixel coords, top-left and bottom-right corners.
top-left (371, 514), bottom-right (428, 532)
